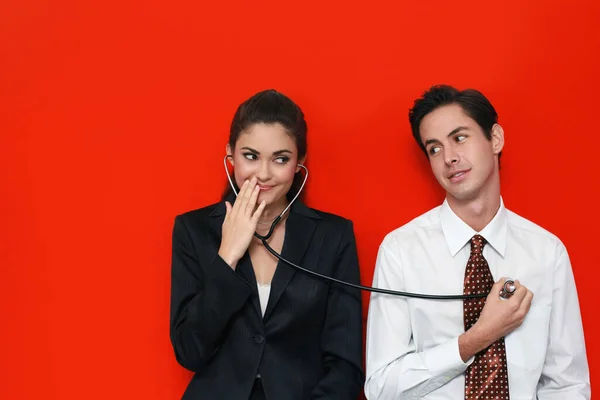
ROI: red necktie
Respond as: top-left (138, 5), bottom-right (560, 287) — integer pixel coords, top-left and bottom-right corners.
top-left (463, 235), bottom-right (510, 399)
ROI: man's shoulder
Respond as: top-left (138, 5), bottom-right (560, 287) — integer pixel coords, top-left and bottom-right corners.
top-left (380, 205), bottom-right (442, 247)
top-left (505, 208), bottom-right (566, 251)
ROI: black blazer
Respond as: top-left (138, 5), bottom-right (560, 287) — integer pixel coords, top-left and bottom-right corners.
top-left (170, 195), bottom-right (364, 400)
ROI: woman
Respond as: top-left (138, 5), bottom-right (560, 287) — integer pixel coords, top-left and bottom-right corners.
top-left (170, 89), bottom-right (364, 399)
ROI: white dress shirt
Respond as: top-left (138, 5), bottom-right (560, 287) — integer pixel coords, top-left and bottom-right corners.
top-left (365, 198), bottom-right (590, 400)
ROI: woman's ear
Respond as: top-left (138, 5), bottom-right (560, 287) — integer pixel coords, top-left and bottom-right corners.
top-left (296, 155), bottom-right (306, 173)
top-left (226, 143), bottom-right (234, 166)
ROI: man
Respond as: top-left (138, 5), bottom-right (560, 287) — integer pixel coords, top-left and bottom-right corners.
top-left (364, 85), bottom-right (590, 399)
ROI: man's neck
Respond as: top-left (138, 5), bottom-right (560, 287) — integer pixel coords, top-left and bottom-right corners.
top-left (447, 191), bottom-right (501, 232)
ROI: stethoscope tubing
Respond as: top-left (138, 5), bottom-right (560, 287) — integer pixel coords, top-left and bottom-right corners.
top-left (223, 155), bottom-right (518, 300)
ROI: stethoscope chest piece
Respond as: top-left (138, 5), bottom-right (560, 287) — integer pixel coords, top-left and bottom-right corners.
top-left (499, 279), bottom-right (516, 299)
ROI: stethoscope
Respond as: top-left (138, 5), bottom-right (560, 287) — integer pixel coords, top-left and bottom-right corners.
top-left (223, 155), bottom-right (516, 300)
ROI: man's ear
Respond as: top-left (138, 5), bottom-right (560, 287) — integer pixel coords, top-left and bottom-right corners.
top-left (491, 124), bottom-right (504, 155)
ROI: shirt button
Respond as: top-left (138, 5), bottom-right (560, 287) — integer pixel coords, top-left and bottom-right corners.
top-left (254, 335), bottom-right (265, 344)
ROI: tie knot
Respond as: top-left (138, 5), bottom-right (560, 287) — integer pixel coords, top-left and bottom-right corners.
top-left (470, 234), bottom-right (486, 254)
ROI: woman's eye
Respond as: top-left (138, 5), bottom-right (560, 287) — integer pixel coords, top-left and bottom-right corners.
top-left (274, 156), bottom-right (290, 164)
top-left (456, 135), bottom-right (466, 142)
top-left (243, 153), bottom-right (258, 160)
top-left (429, 146), bottom-right (440, 155)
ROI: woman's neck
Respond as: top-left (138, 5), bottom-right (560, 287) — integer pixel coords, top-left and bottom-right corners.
top-left (259, 198), bottom-right (289, 224)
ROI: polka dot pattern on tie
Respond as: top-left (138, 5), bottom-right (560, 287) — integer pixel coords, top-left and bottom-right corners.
top-left (463, 235), bottom-right (510, 400)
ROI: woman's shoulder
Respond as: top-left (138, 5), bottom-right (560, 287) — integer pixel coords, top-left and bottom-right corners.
top-left (175, 200), bottom-right (225, 225)
top-left (302, 204), bottom-right (354, 229)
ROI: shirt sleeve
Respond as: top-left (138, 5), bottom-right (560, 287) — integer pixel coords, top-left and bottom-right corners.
top-left (536, 242), bottom-right (590, 399)
top-left (365, 237), bottom-right (472, 400)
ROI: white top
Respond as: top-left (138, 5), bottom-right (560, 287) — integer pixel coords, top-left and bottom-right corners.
top-left (257, 282), bottom-right (271, 317)
top-left (365, 198), bottom-right (590, 399)
top-left (256, 282), bottom-right (271, 379)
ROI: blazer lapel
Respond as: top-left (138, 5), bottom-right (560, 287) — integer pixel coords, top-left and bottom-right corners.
top-left (235, 254), bottom-right (262, 317)
top-left (208, 195), bottom-right (262, 317)
top-left (263, 203), bottom-right (318, 321)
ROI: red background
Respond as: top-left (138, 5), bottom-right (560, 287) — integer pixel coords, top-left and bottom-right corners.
top-left (1, 0), bottom-right (598, 398)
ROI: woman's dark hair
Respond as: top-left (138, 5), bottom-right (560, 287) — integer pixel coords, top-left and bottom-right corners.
top-left (223, 89), bottom-right (308, 200)
top-left (408, 85), bottom-right (501, 160)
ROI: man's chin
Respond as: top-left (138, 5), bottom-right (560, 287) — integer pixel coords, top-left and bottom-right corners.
top-left (447, 188), bottom-right (478, 202)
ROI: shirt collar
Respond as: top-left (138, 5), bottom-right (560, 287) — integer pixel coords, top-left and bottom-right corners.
top-left (440, 197), bottom-right (508, 258)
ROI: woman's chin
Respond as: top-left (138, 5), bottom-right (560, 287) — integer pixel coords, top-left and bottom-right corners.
top-left (258, 190), bottom-right (286, 207)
